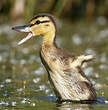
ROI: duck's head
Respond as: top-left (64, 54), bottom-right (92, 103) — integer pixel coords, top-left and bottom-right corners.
top-left (12, 14), bottom-right (56, 45)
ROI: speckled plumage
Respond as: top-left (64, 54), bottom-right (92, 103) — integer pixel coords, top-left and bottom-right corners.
top-left (40, 43), bottom-right (97, 101)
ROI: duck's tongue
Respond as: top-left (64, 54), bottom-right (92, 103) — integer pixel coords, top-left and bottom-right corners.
top-left (18, 32), bottom-right (33, 45)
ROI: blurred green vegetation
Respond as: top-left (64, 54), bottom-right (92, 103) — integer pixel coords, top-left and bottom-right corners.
top-left (0, 0), bottom-right (108, 22)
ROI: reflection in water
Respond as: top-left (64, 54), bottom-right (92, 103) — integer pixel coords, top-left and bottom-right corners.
top-left (57, 103), bottom-right (93, 110)
top-left (57, 99), bottom-right (108, 110)
top-left (57, 97), bottom-right (108, 110)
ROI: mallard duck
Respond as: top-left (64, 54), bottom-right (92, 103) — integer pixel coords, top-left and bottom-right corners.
top-left (12, 14), bottom-right (97, 102)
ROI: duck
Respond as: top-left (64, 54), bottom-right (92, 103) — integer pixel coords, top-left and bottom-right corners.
top-left (12, 14), bottom-right (97, 102)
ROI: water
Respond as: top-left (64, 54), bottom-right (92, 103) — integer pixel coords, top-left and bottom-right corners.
top-left (0, 17), bottom-right (108, 109)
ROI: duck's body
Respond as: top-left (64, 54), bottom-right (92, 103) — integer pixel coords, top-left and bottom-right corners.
top-left (40, 44), bottom-right (97, 101)
top-left (12, 14), bottom-right (97, 101)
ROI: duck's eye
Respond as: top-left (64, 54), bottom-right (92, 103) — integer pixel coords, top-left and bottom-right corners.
top-left (35, 20), bottom-right (41, 24)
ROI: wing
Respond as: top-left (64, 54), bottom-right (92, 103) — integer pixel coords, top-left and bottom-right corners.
top-left (70, 54), bottom-right (95, 69)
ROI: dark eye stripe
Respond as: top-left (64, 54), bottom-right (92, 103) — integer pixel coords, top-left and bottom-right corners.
top-left (39, 20), bottom-right (50, 24)
top-left (30, 20), bottom-right (50, 27)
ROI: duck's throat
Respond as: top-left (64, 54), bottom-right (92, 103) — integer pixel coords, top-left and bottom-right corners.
top-left (42, 31), bottom-right (56, 46)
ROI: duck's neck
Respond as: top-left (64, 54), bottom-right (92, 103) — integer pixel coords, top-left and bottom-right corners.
top-left (42, 30), bottom-right (56, 46)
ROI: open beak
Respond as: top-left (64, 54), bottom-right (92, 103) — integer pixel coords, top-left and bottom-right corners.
top-left (12, 25), bottom-right (33, 45)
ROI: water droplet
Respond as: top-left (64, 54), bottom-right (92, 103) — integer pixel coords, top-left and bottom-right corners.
top-left (95, 73), bottom-right (99, 78)
top-left (72, 34), bottom-right (82, 45)
top-left (84, 67), bottom-right (93, 76)
top-left (0, 101), bottom-right (9, 106)
top-left (11, 101), bottom-right (17, 106)
top-left (34, 67), bottom-right (44, 75)
top-left (21, 98), bottom-right (27, 104)
top-left (0, 84), bottom-right (4, 88)
top-left (99, 64), bottom-right (107, 70)
top-left (30, 103), bottom-right (36, 106)
top-left (39, 85), bottom-right (46, 91)
top-left (105, 100), bottom-right (108, 104)
top-left (33, 78), bottom-right (40, 83)
top-left (5, 79), bottom-right (11, 83)
top-left (17, 88), bottom-right (23, 92)
top-left (20, 59), bottom-right (26, 65)
top-left (85, 48), bottom-right (95, 55)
